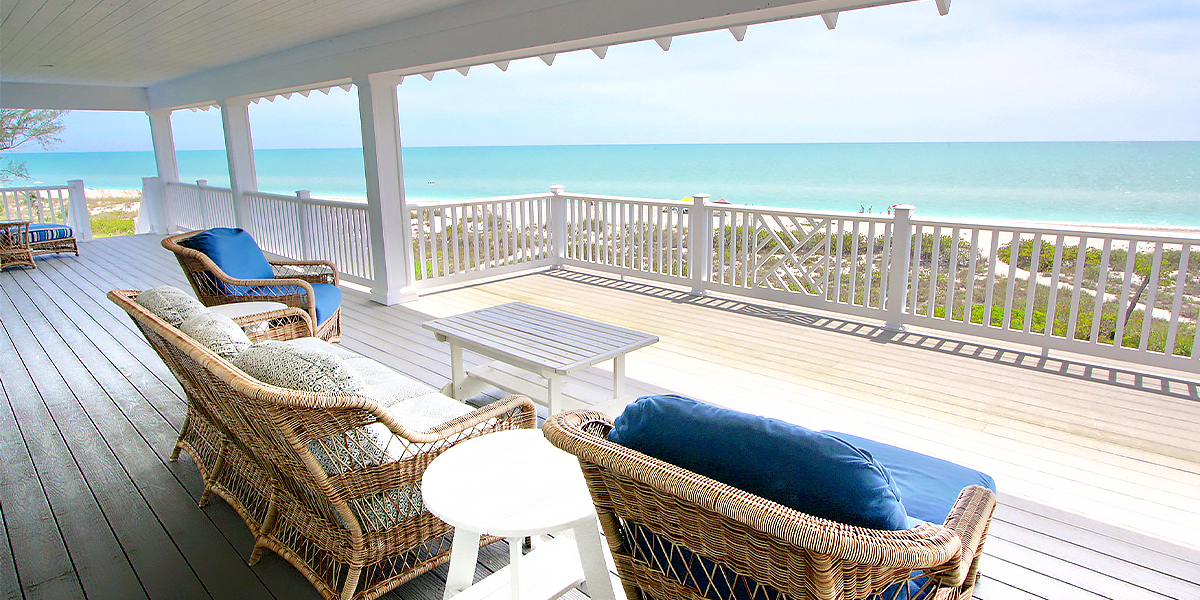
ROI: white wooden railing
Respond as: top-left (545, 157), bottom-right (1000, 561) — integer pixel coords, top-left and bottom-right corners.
top-left (410, 193), bottom-right (554, 290)
top-left (244, 190), bottom-right (373, 284)
top-left (901, 218), bottom-right (1199, 368)
top-left (150, 180), bottom-right (1199, 372)
top-left (1, 180), bottom-right (92, 241)
top-left (163, 180), bottom-right (236, 231)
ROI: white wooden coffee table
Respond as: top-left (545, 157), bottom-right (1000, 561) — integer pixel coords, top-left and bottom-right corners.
top-left (423, 302), bottom-right (658, 414)
top-left (421, 429), bottom-right (620, 600)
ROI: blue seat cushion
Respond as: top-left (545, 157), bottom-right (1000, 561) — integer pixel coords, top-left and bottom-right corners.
top-left (310, 282), bottom-right (341, 325)
top-left (609, 394), bottom-right (910, 531)
top-left (824, 432), bottom-right (997, 524)
top-left (28, 223), bottom-right (73, 243)
top-left (179, 228), bottom-right (275, 281)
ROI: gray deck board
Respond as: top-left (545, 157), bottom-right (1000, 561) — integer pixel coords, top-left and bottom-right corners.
top-left (0, 233), bottom-right (1197, 600)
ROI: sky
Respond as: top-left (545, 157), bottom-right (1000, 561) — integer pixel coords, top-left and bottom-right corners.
top-left (36, 0), bottom-right (1200, 152)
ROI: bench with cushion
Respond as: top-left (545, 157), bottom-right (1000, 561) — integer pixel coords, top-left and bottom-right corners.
top-left (27, 222), bottom-right (79, 256)
top-left (110, 286), bottom-right (536, 600)
top-left (163, 227), bottom-right (343, 342)
top-left (543, 395), bottom-right (997, 600)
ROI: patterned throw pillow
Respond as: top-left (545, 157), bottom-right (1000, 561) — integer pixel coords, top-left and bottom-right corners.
top-left (180, 311), bottom-right (253, 359)
top-left (230, 340), bottom-right (364, 394)
top-left (137, 285), bottom-right (208, 328)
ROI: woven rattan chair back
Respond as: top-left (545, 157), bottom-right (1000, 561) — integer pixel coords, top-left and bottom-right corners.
top-left (109, 289), bottom-right (536, 600)
top-left (543, 410), bottom-right (997, 600)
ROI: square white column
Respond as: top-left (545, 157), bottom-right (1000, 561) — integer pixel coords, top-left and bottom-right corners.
top-left (355, 73), bottom-right (415, 305)
top-left (220, 97), bottom-right (258, 230)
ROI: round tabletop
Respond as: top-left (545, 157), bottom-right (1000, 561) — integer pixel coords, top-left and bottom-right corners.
top-left (421, 429), bottom-right (595, 537)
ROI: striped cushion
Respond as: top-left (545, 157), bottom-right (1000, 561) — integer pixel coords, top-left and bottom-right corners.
top-left (28, 223), bottom-right (73, 243)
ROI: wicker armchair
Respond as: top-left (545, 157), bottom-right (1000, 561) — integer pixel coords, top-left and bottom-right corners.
top-left (543, 410), bottom-right (997, 600)
top-left (109, 289), bottom-right (538, 600)
top-left (163, 230), bottom-right (343, 342)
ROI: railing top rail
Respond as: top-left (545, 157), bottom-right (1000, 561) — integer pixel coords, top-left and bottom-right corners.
top-left (166, 180), bottom-right (233, 192)
top-left (245, 190), bottom-right (367, 210)
top-left (911, 215), bottom-right (1200, 244)
top-left (0, 184), bottom-right (71, 193)
top-left (409, 193), bottom-right (551, 208)
top-left (707, 201), bottom-right (897, 223)
top-left (561, 192), bottom-right (690, 206)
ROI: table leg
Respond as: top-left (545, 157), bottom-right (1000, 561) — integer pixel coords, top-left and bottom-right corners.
top-left (546, 374), bottom-right (563, 415)
top-left (508, 536), bottom-right (522, 600)
top-left (443, 529), bottom-right (481, 600)
top-left (612, 355), bottom-right (626, 399)
top-left (450, 342), bottom-right (466, 400)
top-left (573, 517), bottom-right (618, 600)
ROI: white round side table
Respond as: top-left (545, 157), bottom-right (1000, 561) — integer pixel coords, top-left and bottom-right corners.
top-left (422, 429), bottom-right (619, 600)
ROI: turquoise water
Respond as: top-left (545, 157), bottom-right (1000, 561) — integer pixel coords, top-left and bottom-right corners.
top-left (11, 142), bottom-right (1200, 226)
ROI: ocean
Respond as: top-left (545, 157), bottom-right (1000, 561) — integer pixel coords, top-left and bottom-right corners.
top-left (10, 142), bottom-right (1200, 227)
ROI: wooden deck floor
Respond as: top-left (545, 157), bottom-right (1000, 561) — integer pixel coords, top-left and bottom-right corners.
top-left (1, 233), bottom-right (1197, 600)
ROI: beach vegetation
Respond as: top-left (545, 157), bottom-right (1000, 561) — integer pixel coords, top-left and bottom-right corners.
top-left (1, 109), bottom-right (69, 183)
top-left (87, 191), bottom-right (141, 237)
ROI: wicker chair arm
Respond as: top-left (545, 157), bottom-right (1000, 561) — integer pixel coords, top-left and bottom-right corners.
top-left (545, 410), bottom-right (965, 570)
top-left (232, 307), bottom-right (315, 341)
top-left (376, 394), bottom-right (538, 444)
top-left (327, 395), bottom-right (538, 501)
top-left (270, 259), bottom-right (340, 285)
top-left (927, 484), bottom-right (997, 589)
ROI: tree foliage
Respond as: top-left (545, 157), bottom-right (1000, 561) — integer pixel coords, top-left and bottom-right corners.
top-left (1, 109), bottom-right (69, 183)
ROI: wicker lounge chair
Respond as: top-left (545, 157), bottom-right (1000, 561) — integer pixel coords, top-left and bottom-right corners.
top-left (109, 289), bottom-right (537, 600)
top-left (543, 409), bottom-right (998, 600)
top-left (163, 228), bottom-right (343, 342)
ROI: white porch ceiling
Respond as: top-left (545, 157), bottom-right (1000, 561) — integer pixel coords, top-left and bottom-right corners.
top-left (1, 0), bottom-right (941, 111)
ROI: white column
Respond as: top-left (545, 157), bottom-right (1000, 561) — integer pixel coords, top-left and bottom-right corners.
top-left (66, 179), bottom-right (92, 241)
top-left (688, 193), bottom-right (711, 295)
top-left (356, 73), bottom-right (414, 305)
top-left (147, 109), bottom-right (180, 182)
top-left (137, 176), bottom-right (164, 234)
top-left (220, 97), bottom-right (258, 231)
top-left (885, 204), bottom-right (915, 331)
top-left (145, 108), bottom-right (178, 234)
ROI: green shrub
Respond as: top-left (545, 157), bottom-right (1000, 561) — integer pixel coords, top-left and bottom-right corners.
top-left (90, 211), bottom-right (137, 238)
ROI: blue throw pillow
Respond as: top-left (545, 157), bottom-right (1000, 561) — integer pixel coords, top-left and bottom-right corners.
top-left (179, 228), bottom-right (275, 282)
top-left (609, 394), bottom-right (910, 531)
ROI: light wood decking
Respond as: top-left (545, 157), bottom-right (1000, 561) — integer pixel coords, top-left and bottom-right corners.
top-left (1, 233), bottom-right (1197, 600)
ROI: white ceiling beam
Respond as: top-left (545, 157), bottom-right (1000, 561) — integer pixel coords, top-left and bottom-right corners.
top-left (935, 0), bottom-right (951, 16)
top-left (539, 53), bottom-right (557, 66)
top-left (0, 82), bottom-right (149, 110)
top-left (728, 26), bottom-right (748, 41)
top-left (145, 0), bottom-right (927, 109)
top-left (655, 36), bottom-right (673, 51)
top-left (456, 66), bottom-right (470, 76)
top-left (591, 46), bottom-right (609, 59)
top-left (821, 12), bottom-right (839, 29)
top-left (421, 72), bottom-right (436, 80)
top-left (494, 60), bottom-right (511, 71)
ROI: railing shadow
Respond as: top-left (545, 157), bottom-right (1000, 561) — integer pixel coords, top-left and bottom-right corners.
top-left (544, 269), bottom-right (1200, 402)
